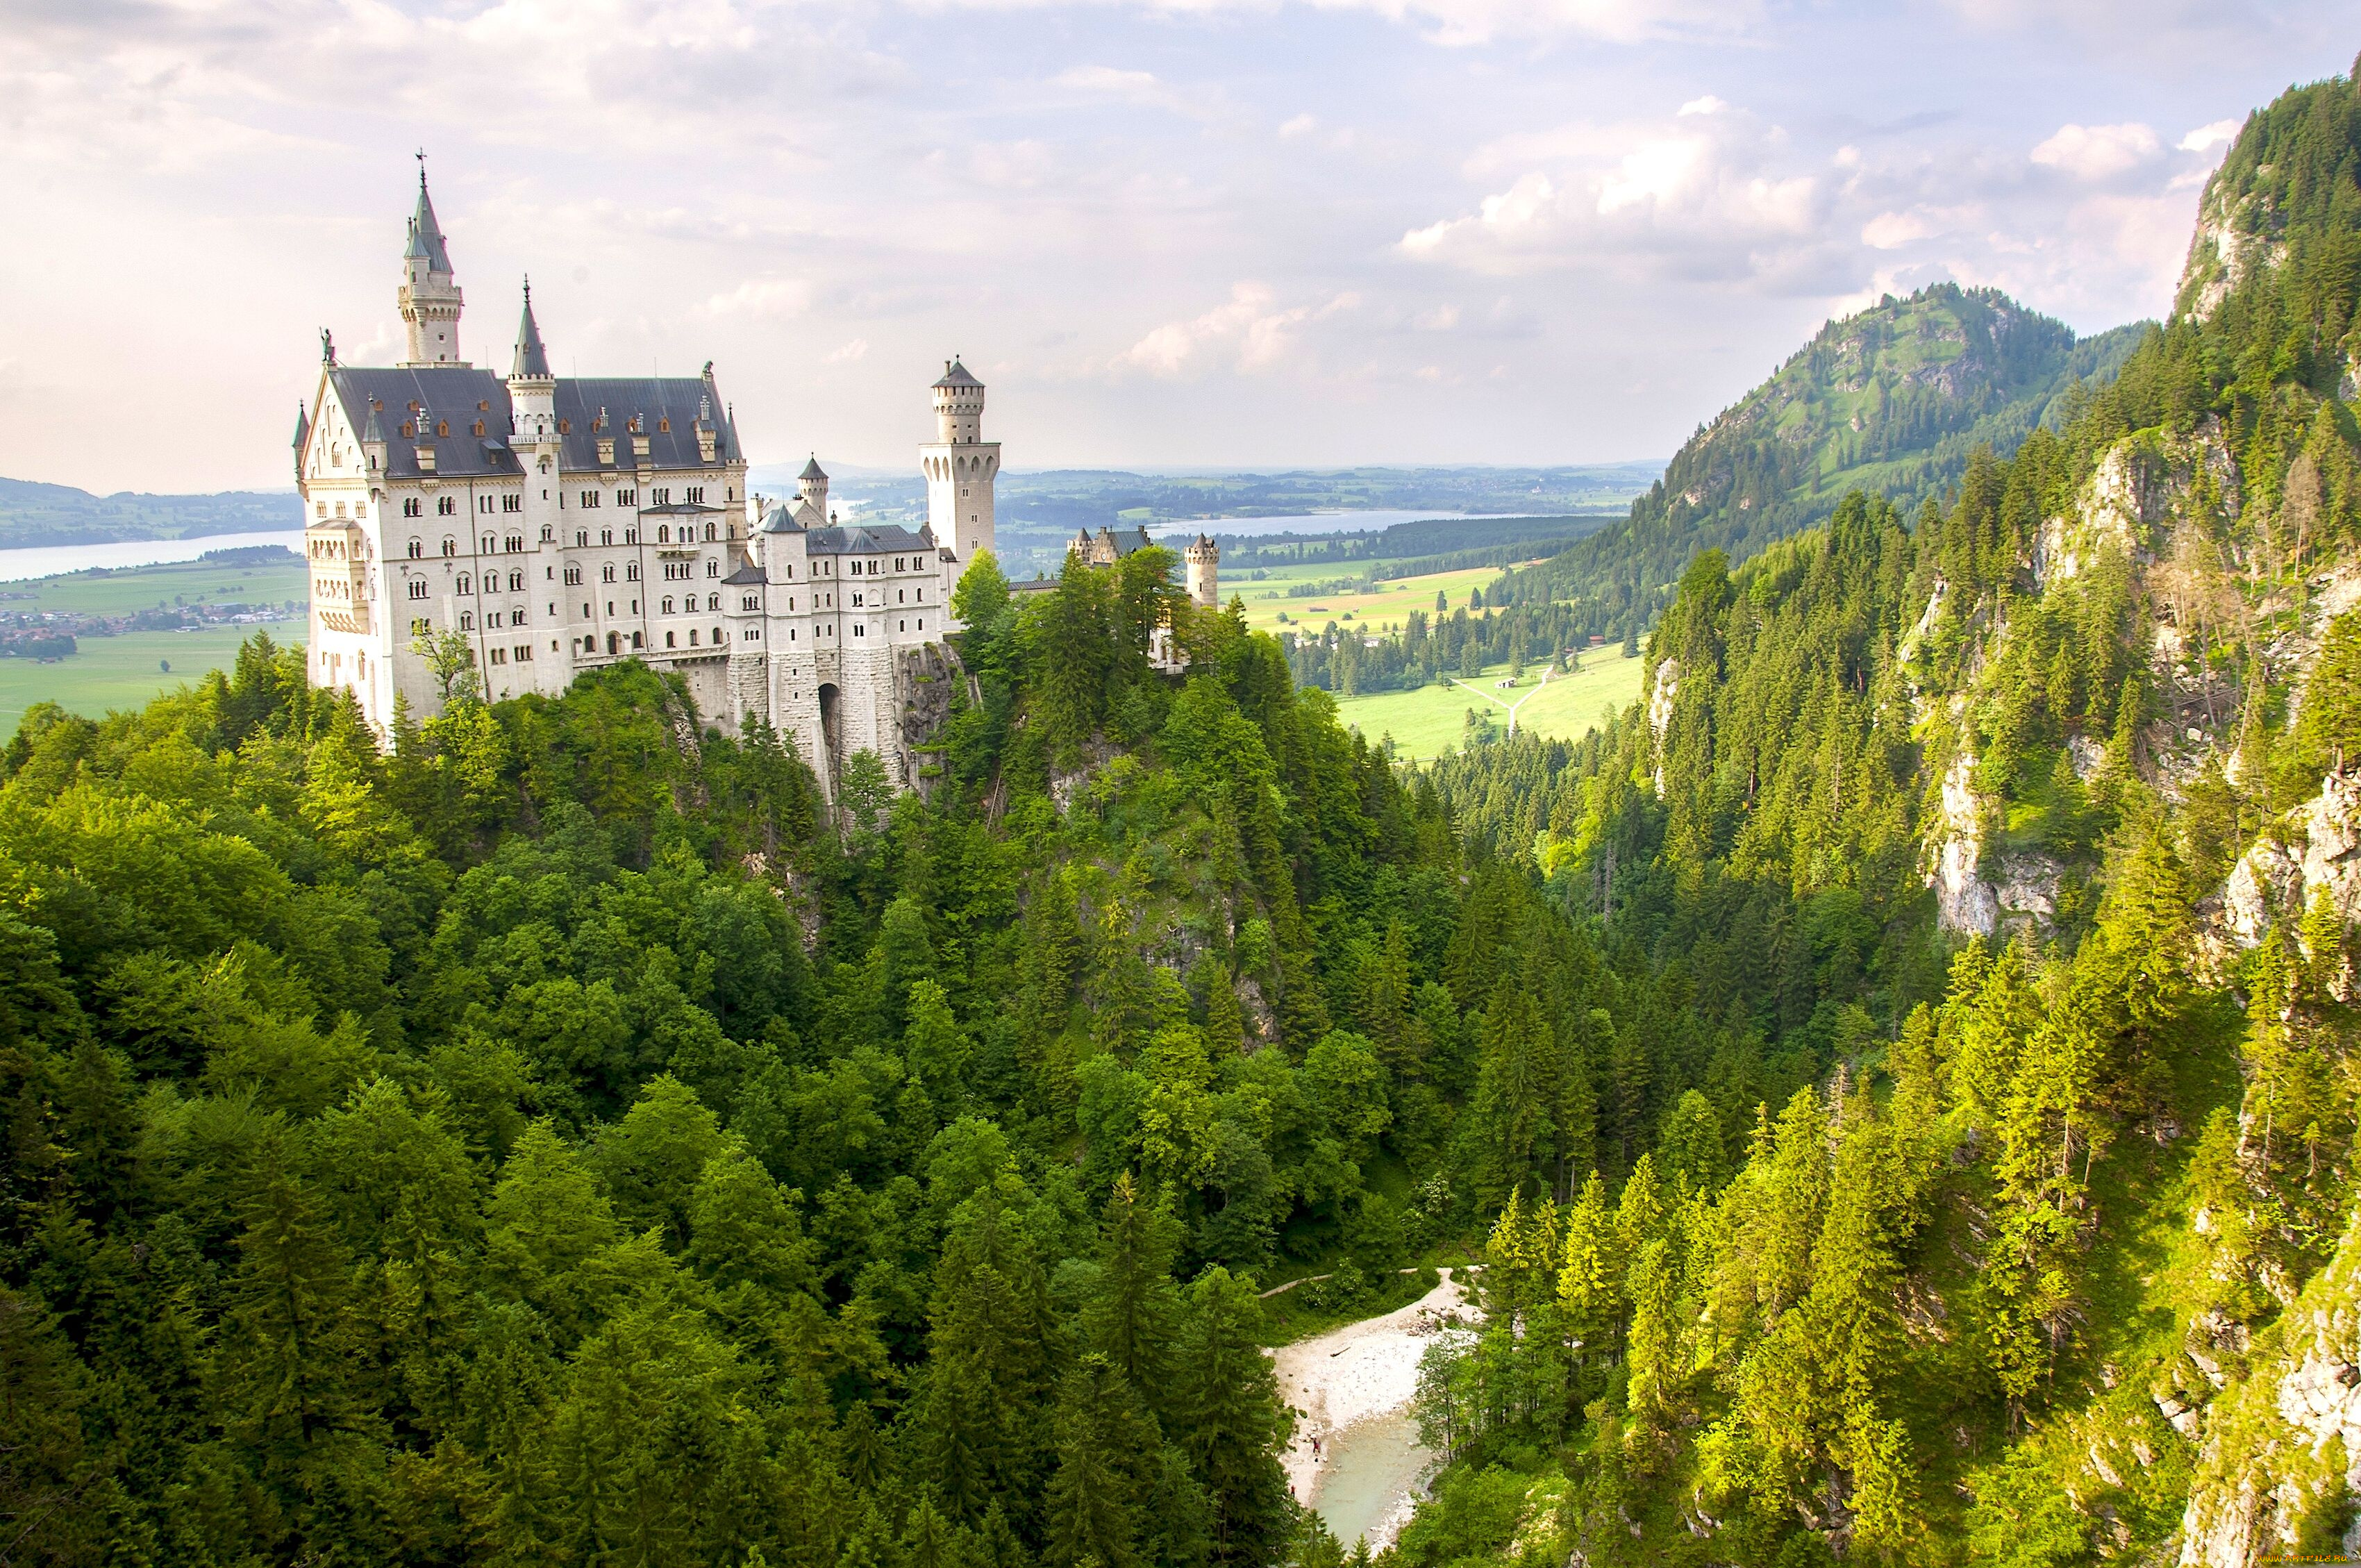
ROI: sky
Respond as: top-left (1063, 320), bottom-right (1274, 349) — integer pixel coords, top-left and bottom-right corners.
top-left (0, 1), bottom-right (2353, 494)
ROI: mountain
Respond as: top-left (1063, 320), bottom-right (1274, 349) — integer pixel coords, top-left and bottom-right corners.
top-left (1505, 285), bottom-right (2149, 640)
top-left (0, 476), bottom-right (301, 551)
top-left (1387, 60), bottom-right (2361, 1562)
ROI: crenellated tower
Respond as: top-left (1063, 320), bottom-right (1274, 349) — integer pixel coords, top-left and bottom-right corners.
top-left (398, 162), bottom-right (467, 367)
top-left (1185, 532), bottom-right (1219, 609)
top-left (920, 358), bottom-right (998, 565)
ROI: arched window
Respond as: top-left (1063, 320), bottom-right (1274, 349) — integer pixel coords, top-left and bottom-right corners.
top-left (601, 564), bottom-right (616, 583)
top-left (457, 574), bottom-right (472, 594)
top-left (442, 537), bottom-right (457, 556)
top-left (662, 597), bottom-right (675, 615)
top-left (703, 523), bottom-right (716, 541)
top-left (407, 579), bottom-right (428, 599)
top-left (407, 537), bottom-right (422, 558)
top-left (625, 562), bottom-right (640, 582)
top-left (509, 570), bottom-right (524, 591)
top-left (459, 610), bottom-right (474, 629)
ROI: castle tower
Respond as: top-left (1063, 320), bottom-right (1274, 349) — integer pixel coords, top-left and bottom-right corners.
top-left (506, 281), bottom-right (555, 435)
top-left (1185, 532), bottom-right (1219, 610)
top-left (797, 455), bottom-right (829, 516)
top-left (398, 162), bottom-right (467, 367)
top-left (920, 359), bottom-right (999, 564)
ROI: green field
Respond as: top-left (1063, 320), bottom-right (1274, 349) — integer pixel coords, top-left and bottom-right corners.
top-left (1330, 647), bottom-right (1645, 760)
top-left (1227, 558), bottom-right (1526, 635)
top-left (1, 555), bottom-right (308, 735)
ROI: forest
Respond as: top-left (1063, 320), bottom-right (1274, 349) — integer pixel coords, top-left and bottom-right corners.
top-left (4, 51), bottom-right (2361, 1568)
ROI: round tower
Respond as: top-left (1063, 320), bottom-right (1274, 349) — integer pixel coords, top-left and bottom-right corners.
top-left (931, 358), bottom-right (985, 443)
top-left (1185, 533), bottom-right (1219, 610)
top-left (797, 454), bottom-right (830, 514)
top-left (920, 358), bottom-right (999, 565)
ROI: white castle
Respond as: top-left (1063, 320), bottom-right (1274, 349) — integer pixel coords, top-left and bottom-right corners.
top-left (296, 169), bottom-right (1217, 799)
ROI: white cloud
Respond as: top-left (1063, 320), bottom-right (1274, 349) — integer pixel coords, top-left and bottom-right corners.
top-left (1861, 210), bottom-right (1936, 250)
top-left (703, 277), bottom-right (812, 320)
top-left (1678, 94), bottom-right (1726, 117)
top-left (2030, 122), bottom-right (2162, 181)
top-left (2178, 119), bottom-right (2242, 153)
top-left (826, 338), bottom-right (870, 364)
top-left (1114, 282), bottom-right (1358, 378)
top-left (1403, 100), bottom-right (1820, 281)
top-left (1279, 112), bottom-right (1318, 138)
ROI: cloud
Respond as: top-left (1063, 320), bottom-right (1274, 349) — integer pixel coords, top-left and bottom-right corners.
top-left (1403, 100), bottom-right (1822, 283)
top-left (2030, 122), bottom-right (2162, 180)
top-left (703, 277), bottom-right (812, 320)
top-left (2178, 118), bottom-right (2242, 153)
top-left (1861, 210), bottom-right (1937, 250)
top-left (1113, 282), bottom-right (1359, 378)
top-left (1279, 112), bottom-right (1318, 138)
top-left (825, 338), bottom-right (870, 363)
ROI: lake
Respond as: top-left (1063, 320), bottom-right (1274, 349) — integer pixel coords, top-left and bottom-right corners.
top-left (0, 530), bottom-right (302, 585)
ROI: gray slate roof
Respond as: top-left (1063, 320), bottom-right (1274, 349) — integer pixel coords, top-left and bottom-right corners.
top-left (512, 289), bottom-right (551, 378)
top-left (804, 523), bottom-right (935, 557)
top-left (933, 360), bottom-right (981, 390)
top-left (799, 455), bottom-right (827, 480)
top-left (325, 366), bottom-right (734, 481)
top-left (406, 175), bottom-right (454, 273)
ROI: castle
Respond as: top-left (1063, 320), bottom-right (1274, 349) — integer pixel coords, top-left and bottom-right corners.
top-left (297, 170), bottom-right (1213, 799)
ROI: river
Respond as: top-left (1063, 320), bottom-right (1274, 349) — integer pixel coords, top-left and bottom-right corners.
top-left (0, 530), bottom-right (301, 585)
top-left (1268, 1269), bottom-right (1480, 1551)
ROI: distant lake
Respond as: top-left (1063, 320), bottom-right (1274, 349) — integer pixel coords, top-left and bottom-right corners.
top-left (1146, 510), bottom-right (1483, 542)
top-left (0, 531), bottom-right (301, 585)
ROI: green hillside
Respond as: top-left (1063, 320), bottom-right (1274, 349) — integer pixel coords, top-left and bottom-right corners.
top-left (1506, 285), bottom-right (2149, 639)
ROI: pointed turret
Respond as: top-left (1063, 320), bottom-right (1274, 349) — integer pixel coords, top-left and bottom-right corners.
top-left (795, 453), bottom-right (830, 522)
top-left (511, 279), bottom-right (551, 378)
top-left (406, 165), bottom-right (454, 274)
top-left (398, 156), bottom-right (467, 367)
top-left (292, 404), bottom-right (310, 483)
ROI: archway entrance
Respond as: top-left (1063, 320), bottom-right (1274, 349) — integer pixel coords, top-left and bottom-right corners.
top-left (816, 682), bottom-right (843, 806)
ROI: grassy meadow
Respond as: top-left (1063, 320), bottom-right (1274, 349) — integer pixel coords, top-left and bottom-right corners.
top-left (0, 555), bottom-right (308, 733)
top-left (1331, 645), bottom-right (1645, 760)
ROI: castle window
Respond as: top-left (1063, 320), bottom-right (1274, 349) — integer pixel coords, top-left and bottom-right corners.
top-left (601, 528), bottom-right (612, 546)
top-left (742, 594), bottom-right (759, 610)
top-left (505, 495), bottom-right (524, 513)
top-left (662, 597), bottom-right (675, 615)
top-left (437, 420), bottom-right (449, 437)
top-left (783, 565), bottom-right (793, 579)
top-left (918, 618), bottom-right (924, 631)
top-left (509, 570), bottom-right (524, 592)
top-left (624, 528), bottom-right (639, 544)
top-left (412, 617), bottom-right (431, 637)
top-left (625, 562), bottom-right (640, 581)
top-left (515, 642), bottom-right (532, 661)
top-left (602, 565), bottom-right (615, 583)
top-left (665, 631), bottom-right (676, 648)
top-left (617, 490), bottom-right (636, 506)
top-left (442, 537), bottom-right (456, 556)
top-left (689, 629), bottom-right (699, 645)
top-left (658, 525), bottom-right (671, 544)
top-left (854, 624), bottom-right (865, 637)
top-left (408, 580), bottom-right (428, 599)
top-left (706, 560), bottom-right (719, 578)
top-left (437, 496), bottom-right (457, 516)
top-left (686, 486), bottom-right (703, 503)
top-left (481, 534), bottom-right (495, 554)
top-left (474, 420), bottom-right (486, 437)
top-left (748, 628), bottom-right (760, 642)
top-left (490, 647), bottom-right (506, 664)
top-left (703, 523), bottom-right (716, 542)
top-left (894, 558), bottom-right (904, 572)
top-left (460, 611), bottom-right (474, 629)
top-left (407, 537), bottom-right (422, 558)
top-left (651, 489), bottom-right (669, 506)
top-left (565, 567), bottom-right (581, 585)
top-left (403, 498), bottom-right (423, 518)
top-left (576, 531), bottom-right (588, 547)
top-left (581, 491), bottom-right (599, 508)
top-left (506, 536), bottom-right (523, 553)
top-left (658, 417), bottom-right (671, 434)
top-left (632, 632), bottom-right (642, 649)
top-left (458, 574), bottom-right (472, 594)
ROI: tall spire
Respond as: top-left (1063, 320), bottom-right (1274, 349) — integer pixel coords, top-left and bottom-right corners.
top-left (511, 277), bottom-right (551, 379)
top-left (406, 153), bottom-right (453, 274)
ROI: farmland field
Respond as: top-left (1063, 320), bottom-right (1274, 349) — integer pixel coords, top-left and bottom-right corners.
top-left (1328, 646), bottom-right (1644, 760)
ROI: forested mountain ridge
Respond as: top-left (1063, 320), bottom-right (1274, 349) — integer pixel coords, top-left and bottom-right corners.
top-left (1380, 59), bottom-right (2361, 1565)
top-left (1500, 285), bottom-right (2147, 645)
